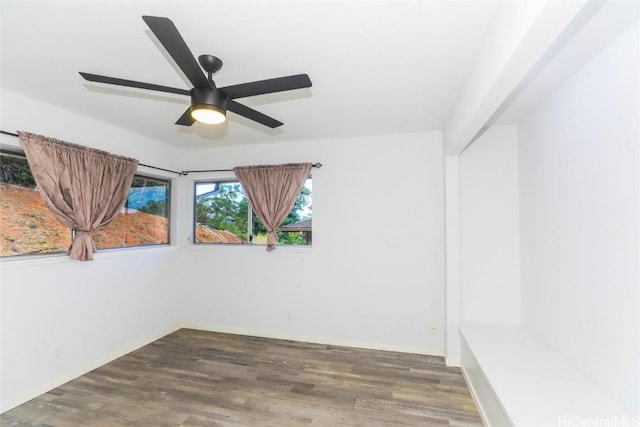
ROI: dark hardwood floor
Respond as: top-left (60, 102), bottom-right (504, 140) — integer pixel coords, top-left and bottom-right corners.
top-left (1, 329), bottom-right (483, 426)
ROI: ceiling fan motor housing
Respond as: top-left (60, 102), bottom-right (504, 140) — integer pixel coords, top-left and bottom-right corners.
top-left (191, 87), bottom-right (227, 113)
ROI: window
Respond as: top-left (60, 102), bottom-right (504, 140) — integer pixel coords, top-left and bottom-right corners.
top-left (93, 176), bottom-right (170, 250)
top-left (194, 178), bottom-right (312, 246)
top-left (0, 150), bottom-right (170, 257)
top-left (1, 151), bottom-right (70, 255)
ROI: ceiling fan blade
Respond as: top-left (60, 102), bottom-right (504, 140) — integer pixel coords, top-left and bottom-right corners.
top-left (175, 107), bottom-right (195, 126)
top-left (227, 100), bottom-right (283, 128)
top-left (142, 16), bottom-right (212, 89)
top-left (80, 72), bottom-right (191, 96)
top-left (219, 74), bottom-right (312, 99)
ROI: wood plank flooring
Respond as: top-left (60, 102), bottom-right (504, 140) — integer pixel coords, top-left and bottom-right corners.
top-left (1, 329), bottom-right (483, 426)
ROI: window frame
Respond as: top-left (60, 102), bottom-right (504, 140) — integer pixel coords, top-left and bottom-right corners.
top-left (193, 177), bottom-right (312, 247)
top-left (0, 149), bottom-right (173, 259)
top-left (193, 179), bottom-right (251, 245)
top-left (93, 173), bottom-right (172, 251)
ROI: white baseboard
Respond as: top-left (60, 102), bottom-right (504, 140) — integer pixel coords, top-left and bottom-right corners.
top-left (1, 323), bottom-right (444, 414)
top-left (183, 322), bottom-right (444, 357)
top-left (1, 324), bottom-right (181, 414)
top-left (445, 357), bottom-right (460, 367)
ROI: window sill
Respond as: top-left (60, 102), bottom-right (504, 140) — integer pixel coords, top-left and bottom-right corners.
top-left (188, 243), bottom-right (312, 253)
top-left (0, 244), bottom-right (176, 266)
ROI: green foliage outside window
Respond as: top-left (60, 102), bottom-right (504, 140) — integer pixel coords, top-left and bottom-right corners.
top-left (0, 154), bottom-right (36, 187)
top-left (195, 180), bottom-right (312, 245)
top-left (196, 183), bottom-right (249, 241)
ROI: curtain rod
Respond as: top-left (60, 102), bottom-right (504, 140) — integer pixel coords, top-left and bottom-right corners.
top-left (2, 130), bottom-right (184, 175)
top-left (185, 163), bottom-right (323, 174)
top-left (0, 131), bottom-right (322, 176)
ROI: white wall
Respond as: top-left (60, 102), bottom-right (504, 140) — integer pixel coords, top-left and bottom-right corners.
top-left (444, 155), bottom-right (462, 366)
top-left (0, 250), bottom-right (182, 412)
top-left (0, 101), bottom-right (447, 411)
top-left (0, 89), bottom-right (186, 171)
top-left (179, 131), bottom-right (446, 355)
top-left (518, 23), bottom-right (639, 414)
top-left (459, 125), bottom-right (521, 324)
top-left (0, 89), bottom-right (185, 412)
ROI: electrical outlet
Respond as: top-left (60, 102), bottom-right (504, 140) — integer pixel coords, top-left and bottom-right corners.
top-left (428, 323), bottom-right (438, 335)
top-left (53, 347), bottom-right (61, 360)
top-left (287, 312), bottom-right (293, 322)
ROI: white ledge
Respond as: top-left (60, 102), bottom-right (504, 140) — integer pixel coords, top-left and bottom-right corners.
top-left (459, 322), bottom-right (633, 427)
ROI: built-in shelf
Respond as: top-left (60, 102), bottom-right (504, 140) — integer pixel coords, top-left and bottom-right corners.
top-left (459, 322), bottom-right (632, 426)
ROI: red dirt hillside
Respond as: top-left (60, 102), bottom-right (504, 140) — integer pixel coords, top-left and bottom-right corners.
top-left (0, 183), bottom-right (241, 256)
top-left (195, 227), bottom-right (243, 244)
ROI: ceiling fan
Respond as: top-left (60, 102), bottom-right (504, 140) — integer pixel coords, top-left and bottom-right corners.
top-left (79, 15), bottom-right (312, 128)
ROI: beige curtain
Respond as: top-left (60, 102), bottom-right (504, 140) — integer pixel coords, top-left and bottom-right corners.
top-left (19, 132), bottom-right (139, 261)
top-left (234, 163), bottom-right (312, 251)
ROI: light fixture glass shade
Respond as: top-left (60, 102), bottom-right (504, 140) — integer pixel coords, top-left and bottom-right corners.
top-left (191, 105), bottom-right (226, 125)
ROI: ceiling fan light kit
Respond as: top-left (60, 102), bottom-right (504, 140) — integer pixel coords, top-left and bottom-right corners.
top-left (79, 16), bottom-right (311, 129)
top-left (190, 87), bottom-right (227, 124)
top-left (191, 106), bottom-right (226, 125)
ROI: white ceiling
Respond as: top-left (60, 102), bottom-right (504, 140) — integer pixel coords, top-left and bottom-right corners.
top-left (1, 0), bottom-right (500, 149)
